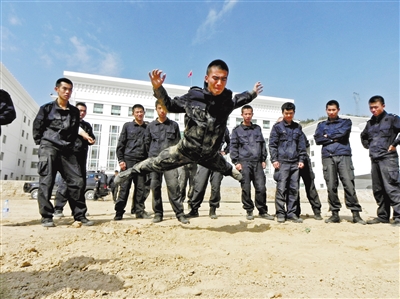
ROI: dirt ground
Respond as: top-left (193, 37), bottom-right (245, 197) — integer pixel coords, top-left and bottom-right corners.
top-left (0, 187), bottom-right (399, 299)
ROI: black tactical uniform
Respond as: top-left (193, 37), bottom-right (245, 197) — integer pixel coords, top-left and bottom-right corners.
top-left (361, 111), bottom-right (400, 223)
top-left (32, 101), bottom-right (86, 224)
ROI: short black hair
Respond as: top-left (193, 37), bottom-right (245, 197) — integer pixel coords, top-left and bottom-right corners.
top-left (326, 100), bottom-right (340, 109)
top-left (132, 104), bottom-right (145, 112)
top-left (281, 102), bottom-right (296, 112)
top-left (206, 59), bottom-right (229, 75)
top-left (368, 95), bottom-right (385, 105)
top-left (76, 102), bottom-right (87, 109)
top-left (56, 78), bottom-right (73, 87)
top-left (241, 105), bottom-right (253, 113)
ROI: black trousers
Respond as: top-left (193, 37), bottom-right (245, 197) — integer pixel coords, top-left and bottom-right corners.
top-left (188, 165), bottom-right (223, 210)
top-left (54, 151), bottom-right (88, 212)
top-left (115, 160), bottom-right (147, 215)
top-left (240, 161), bottom-right (268, 214)
top-left (37, 145), bottom-right (85, 221)
top-left (274, 162), bottom-right (299, 218)
top-left (322, 156), bottom-right (362, 212)
top-left (296, 157), bottom-right (322, 216)
top-left (178, 163), bottom-right (197, 203)
top-left (151, 169), bottom-right (184, 218)
top-left (371, 156), bottom-right (400, 221)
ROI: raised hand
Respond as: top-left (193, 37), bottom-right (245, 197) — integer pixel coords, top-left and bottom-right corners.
top-left (253, 82), bottom-right (263, 95)
top-left (148, 69), bottom-right (166, 89)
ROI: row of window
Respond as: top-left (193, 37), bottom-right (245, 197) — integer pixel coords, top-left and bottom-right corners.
top-left (93, 103), bottom-right (273, 128)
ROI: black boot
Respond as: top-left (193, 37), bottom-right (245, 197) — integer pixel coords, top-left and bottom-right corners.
top-left (185, 209), bottom-right (199, 218)
top-left (352, 211), bottom-right (366, 225)
top-left (325, 210), bottom-right (340, 223)
top-left (209, 207), bottom-right (217, 219)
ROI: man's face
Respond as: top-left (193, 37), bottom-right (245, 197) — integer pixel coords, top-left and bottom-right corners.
top-left (369, 101), bottom-right (385, 117)
top-left (283, 109), bottom-right (295, 123)
top-left (133, 108), bottom-right (145, 122)
top-left (55, 82), bottom-right (73, 101)
top-left (156, 104), bottom-right (167, 119)
top-left (205, 66), bottom-right (228, 96)
top-left (326, 105), bottom-right (340, 119)
top-left (241, 108), bottom-right (253, 123)
top-left (76, 105), bottom-right (87, 120)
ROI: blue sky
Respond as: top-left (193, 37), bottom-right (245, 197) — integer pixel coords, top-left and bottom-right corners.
top-left (1, 0), bottom-right (399, 120)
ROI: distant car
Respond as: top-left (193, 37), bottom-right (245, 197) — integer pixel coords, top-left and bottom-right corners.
top-left (23, 171), bottom-right (109, 200)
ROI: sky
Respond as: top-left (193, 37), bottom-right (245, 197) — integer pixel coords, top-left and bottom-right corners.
top-left (1, 0), bottom-right (399, 120)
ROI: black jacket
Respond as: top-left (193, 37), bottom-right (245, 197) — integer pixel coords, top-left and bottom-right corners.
top-left (144, 117), bottom-right (181, 157)
top-left (32, 100), bottom-right (80, 149)
top-left (153, 85), bottom-right (257, 159)
top-left (116, 121), bottom-right (148, 163)
top-left (269, 120), bottom-right (307, 163)
top-left (0, 89), bottom-right (17, 136)
top-left (361, 111), bottom-right (400, 160)
top-left (314, 117), bottom-right (352, 158)
top-left (230, 123), bottom-right (267, 164)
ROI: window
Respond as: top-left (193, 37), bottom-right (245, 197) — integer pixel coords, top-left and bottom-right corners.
top-left (310, 139), bottom-right (314, 146)
top-left (2, 135), bottom-right (6, 144)
top-left (22, 161), bottom-right (25, 167)
top-left (4, 174), bottom-right (8, 180)
top-left (111, 105), bottom-right (121, 116)
top-left (236, 118), bottom-right (242, 126)
top-left (0, 152), bottom-right (3, 160)
top-left (26, 133), bottom-right (29, 140)
top-left (263, 120), bottom-right (270, 130)
top-left (93, 103), bottom-right (104, 114)
top-left (311, 151), bottom-right (314, 157)
top-left (28, 119), bottom-right (31, 126)
top-left (23, 116), bottom-right (26, 123)
top-left (31, 162), bottom-right (38, 168)
top-left (24, 147), bottom-right (27, 154)
top-left (18, 159), bottom-right (21, 166)
top-left (10, 172), bottom-right (13, 179)
top-left (20, 144), bottom-right (23, 151)
top-left (320, 184), bottom-right (324, 188)
top-left (312, 162), bottom-right (315, 168)
top-left (252, 119), bottom-right (257, 124)
top-left (174, 114), bottom-right (180, 121)
top-left (22, 130), bottom-right (25, 137)
top-left (32, 148), bottom-right (39, 155)
top-left (145, 109), bottom-right (154, 119)
top-left (264, 138), bottom-right (269, 144)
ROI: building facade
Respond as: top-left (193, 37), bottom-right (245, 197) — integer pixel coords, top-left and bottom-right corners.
top-left (0, 63), bottom-right (39, 181)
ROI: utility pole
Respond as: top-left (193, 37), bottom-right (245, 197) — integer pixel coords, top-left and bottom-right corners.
top-left (353, 92), bottom-right (360, 116)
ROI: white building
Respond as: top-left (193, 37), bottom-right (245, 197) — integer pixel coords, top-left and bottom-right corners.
top-left (0, 63), bottom-right (39, 181)
top-left (64, 71), bottom-right (292, 177)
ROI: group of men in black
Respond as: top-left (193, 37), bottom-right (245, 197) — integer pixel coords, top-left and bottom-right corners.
top-left (28, 59), bottom-right (400, 227)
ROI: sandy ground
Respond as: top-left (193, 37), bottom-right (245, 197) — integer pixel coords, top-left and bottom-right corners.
top-left (0, 187), bottom-right (399, 299)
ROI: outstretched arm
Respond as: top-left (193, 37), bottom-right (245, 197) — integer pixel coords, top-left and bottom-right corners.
top-left (148, 69), bottom-right (166, 89)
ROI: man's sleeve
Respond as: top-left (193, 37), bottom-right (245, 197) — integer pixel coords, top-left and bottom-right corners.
top-left (153, 86), bottom-right (186, 113)
top-left (32, 106), bottom-right (46, 145)
top-left (116, 124), bottom-right (127, 162)
top-left (0, 90), bottom-right (16, 126)
top-left (223, 128), bottom-right (230, 155)
top-left (230, 128), bottom-right (239, 164)
top-left (328, 118), bottom-right (351, 141)
top-left (314, 122), bottom-right (332, 145)
top-left (260, 127), bottom-right (268, 162)
top-left (268, 125), bottom-right (279, 163)
top-left (391, 115), bottom-right (400, 147)
top-left (360, 122), bottom-right (370, 149)
top-left (232, 90), bottom-right (256, 110)
top-left (297, 126), bottom-right (307, 163)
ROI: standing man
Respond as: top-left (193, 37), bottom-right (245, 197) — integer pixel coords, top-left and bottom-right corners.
top-left (186, 127), bottom-right (230, 219)
top-left (145, 100), bottom-right (189, 224)
top-left (297, 134), bottom-right (323, 220)
top-left (314, 100), bottom-right (365, 225)
top-left (178, 163), bottom-right (197, 204)
top-left (33, 78), bottom-right (93, 227)
top-left (54, 102), bottom-right (96, 217)
top-left (360, 95), bottom-right (400, 226)
top-left (231, 105), bottom-right (274, 221)
top-left (108, 170), bottom-right (120, 203)
top-left (114, 104), bottom-right (150, 220)
top-left (269, 102), bottom-right (306, 223)
top-left (115, 59), bottom-right (263, 185)
top-left (0, 89), bottom-right (17, 136)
